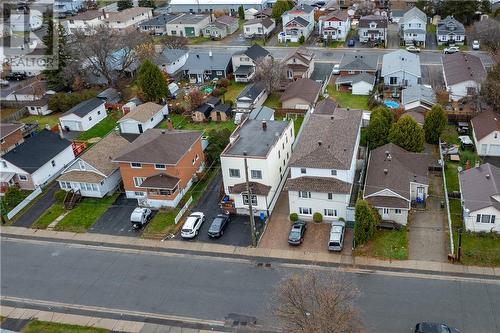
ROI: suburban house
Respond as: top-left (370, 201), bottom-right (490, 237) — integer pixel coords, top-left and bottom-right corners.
top-left (381, 49), bottom-right (421, 87)
top-left (57, 132), bottom-right (130, 198)
top-left (338, 54), bottom-right (379, 76)
top-left (235, 83), bottom-right (268, 111)
top-left (220, 119), bottom-right (294, 216)
top-left (285, 108), bottom-right (362, 221)
top-left (232, 44), bottom-right (272, 83)
top-left (243, 18), bottom-right (276, 39)
top-left (280, 4), bottom-right (315, 43)
top-left (443, 52), bottom-right (486, 101)
top-left (204, 15), bottom-right (238, 39)
top-left (138, 13), bottom-right (177, 35)
top-left (118, 102), bottom-right (168, 134)
top-left (113, 128), bottom-right (205, 208)
top-left (0, 130), bottom-right (75, 190)
top-left (401, 84), bottom-right (436, 112)
top-left (335, 74), bottom-right (376, 96)
top-left (0, 123), bottom-right (24, 154)
top-left (3, 80), bottom-right (47, 102)
top-left (281, 78), bottom-right (322, 110)
top-left (106, 7), bottom-right (153, 30)
top-left (458, 163), bottom-right (500, 233)
top-left (437, 16), bottom-right (465, 45)
top-left (182, 51), bottom-right (232, 83)
top-left (165, 13), bottom-right (210, 37)
top-left (191, 97), bottom-right (221, 122)
top-left (244, 8), bottom-right (259, 20)
top-left (314, 98), bottom-right (337, 115)
top-left (168, 0), bottom-right (268, 14)
top-left (154, 48), bottom-right (189, 74)
top-left (210, 103), bottom-right (233, 122)
top-left (26, 98), bottom-right (51, 116)
top-left (399, 6), bottom-right (427, 46)
top-left (363, 143), bottom-right (431, 226)
top-left (471, 110), bottom-right (500, 157)
top-left (63, 10), bottom-right (106, 35)
top-left (97, 88), bottom-right (121, 104)
top-left (283, 48), bottom-right (315, 81)
top-left (358, 15), bottom-right (388, 46)
top-left (59, 98), bottom-right (107, 132)
top-left (318, 10), bottom-right (350, 41)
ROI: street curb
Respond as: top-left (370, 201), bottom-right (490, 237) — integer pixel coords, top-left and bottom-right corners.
top-left (2, 231), bottom-right (499, 280)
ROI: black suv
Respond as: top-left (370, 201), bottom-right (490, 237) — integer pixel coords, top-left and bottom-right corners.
top-left (415, 322), bottom-right (460, 333)
top-left (288, 222), bottom-right (307, 245)
top-left (208, 214), bottom-right (230, 238)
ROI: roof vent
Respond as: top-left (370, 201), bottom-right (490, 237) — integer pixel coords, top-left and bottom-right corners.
top-left (196, 54), bottom-right (200, 58)
top-left (486, 174), bottom-right (490, 179)
top-left (262, 120), bottom-right (267, 130)
top-left (383, 168), bottom-right (388, 174)
top-left (318, 140), bottom-right (322, 146)
top-left (330, 116), bottom-right (334, 120)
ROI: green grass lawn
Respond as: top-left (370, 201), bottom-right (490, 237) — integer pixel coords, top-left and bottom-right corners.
top-left (32, 203), bottom-right (64, 229)
top-left (53, 195), bottom-right (117, 233)
top-left (326, 85), bottom-right (369, 110)
top-left (76, 111), bottom-right (120, 141)
top-left (159, 114), bottom-right (236, 133)
top-left (354, 229), bottom-right (409, 260)
top-left (441, 125), bottom-right (459, 144)
top-left (278, 41), bottom-right (303, 47)
top-left (275, 115), bottom-right (304, 136)
top-left (263, 93), bottom-right (281, 108)
top-left (142, 208), bottom-right (180, 238)
top-left (460, 233), bottom-right (500, 266)
top-left (20, 113), bottom-right (61, 129)
top-left (426, 24), bottom-right (436, 33)
top-left (223, 81), bottom-right (247, 104)
top-left (187, 36), bottom-right (211, 45)
top-left (21, 320), bottom-right (107, 333)
top-left (444, 162), bottom-right (460, 192)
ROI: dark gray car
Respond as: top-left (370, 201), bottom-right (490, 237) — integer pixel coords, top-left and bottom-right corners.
top-left (415, 322), bottom-right (460, 333)
top-left (208, 214), bottom-right (230, 238)
top-left (288, 222), bottom-right (307, 245)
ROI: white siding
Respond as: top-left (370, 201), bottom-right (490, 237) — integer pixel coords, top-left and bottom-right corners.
top-left (59, 104), bottom-right (107, 131)
top-left (377, 207), bottom-right (409, 225)
top-left (288, 190), bottom-right (350, 221)
top-left (352, 81), bottom-right (373, 95)
top-left (118, 108), bottom-right (167, 134)
top-left (161, 52), bottom-right (188, 74)
top-left (447, 80), bottom-right (481, 102)
top-left (463, 206), bottom-right (500, 233)
top-left (31, 145), bottom-right (76, 188)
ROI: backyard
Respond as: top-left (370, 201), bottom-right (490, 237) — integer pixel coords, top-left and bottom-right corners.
top-left (223, 80), bottom-right (247, 103)
top-left (263, 93), bottom-right (281, 108)
top-left (275, 114), bottom-right (304, 137)
top-left (354, 228), bottom-right (409, 260)
top-left (76, 110), bottom-right (121, 141)
top-left (326, 85), bottom-right (370, 110)
top-left (159, 114), bottom-right (237, 132)
top-left (20, 113), bottom-right (61, 129)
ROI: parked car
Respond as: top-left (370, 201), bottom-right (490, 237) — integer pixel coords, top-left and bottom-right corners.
top-left (406, 45), bottom-right (421, 53)
top-left (472, 40), bottom-right (480, 50)
top-left (5, 73), bottom-right (27, 81)
top-left (288, 221), bottom-right (307, 245)
top-left (443, 46), bottom-right (460, 54)
top-left (347, 39), bottom-right (355, 47)
top-left (130, 207), bottom-right (152, 230)
top-left (332, 64), bottom-right (340, 75)
top-left (0, 79), bottom-right (9, 87)
top-left (414, 322), bottom-right (460, 333)
top-left (208, 214), bottom-right (230, 238)
top-left (181, 212), bottom-right (205, 239)
top-left (328, 220), bottom-right (345, 251)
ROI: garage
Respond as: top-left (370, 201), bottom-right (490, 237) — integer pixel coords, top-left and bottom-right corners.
top-left (184, 26), bottom-right (195, 37)
top-left (60, 120), bottom-right (82, 131)
top-left (334, 73), bottom-right (375, 96)
top-left (488, 144), bottom-right (500, 156)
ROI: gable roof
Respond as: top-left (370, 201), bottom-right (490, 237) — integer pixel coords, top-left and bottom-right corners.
top-left (214, 103), bottom-right (232, 115)
top-left (401, 85), bottom-right (436, 106)
top-left (237, 83), bottom-right (266, 101)
top-left (168, 13), bottom-right (208, 25)
top-left (284, 47), bottom-right (314, 66)
top-left (364, 143), bottom-right (431, 201)
top-left (314, 98), bottom-right (337, 115)
top-left (244, 17), bottom-right (275, 29)
top-left (155, 48), bottom-right (188, 64)
top-left (437, 16), bottom-right (465, 35)
top-left (13, 80), bottom-right (47, 97)
top-left (194, 103), bottom-right (213, 117)
top-left (138, 13), bottom-right (176, 27)
top-left (71, 10), bottom-right (104, 21)
top-left (114, 129), bottom-right (202, 164)
top-left (243, 44), bottom-right (271, 61)
top-left (216, 15), bottom-right (237, 26)
top-left (281, 78), bottom-right (322, 104)
top-left (459, 163), bottom-right (500, 212)
top-left (401, 6), bottom-right (427, 24)
top-left (2, 130), bottom-right (72, 173)
top-left (139, 173), bottom-right (180, 189)
top-left (286, 4), bottom-right (315, 15)
top-left (118, 102), bottom-right (165, 123)
top-left (381, 49), bottom-right (421, 78)
top-left (290, 108), bottom-right (362, 169)
top-left (471, 110), bottom-right (500, 141)
top-left (182, 51), bottom-right (232, 74)
top-left (106, 7), bottom-right (151, 23)
top-left (0, 123), bottom-right (24, 140)
top-left (335, 73), bottom-right (376, 85)
top-left (286, 176), bottom-right (351, 194)
top-left (97, 88), bottom-right (120, 101)
top-left (401, 111), bottom-right (424, 125)
top-left (285, 16), bottom-right (310, 28)
top-left (249, 106), bottom-right (274, 120)
top-left (339, 53), bottom-right (378, 72)
top-left (359, 15), bottom-right (388, 28)
top-left (319, 10), bottom-right (349, 22)
top-left (62, 97), bottom-right (104, 117)
top-left (443, 52), bottom-right (486, 86)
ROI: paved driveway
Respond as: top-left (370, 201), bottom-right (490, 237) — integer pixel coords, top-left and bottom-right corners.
top-left (13, 183), bottom-right (58, 228)
top-left (88, 194), bottom-right (145, 237)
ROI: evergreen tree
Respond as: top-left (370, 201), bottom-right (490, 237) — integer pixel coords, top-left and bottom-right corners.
top-left (138, 0), bottom-right (156, 8)
top-left (423, 104), bottom-right (447, 144)
top-left (354, 200), bottom-right (378, 246)
top-left (117, 0), bottom-right (133, 11)
top-left (272, 0), bottom-right (294, 22)
top-left (238, 5), bottom-right (245, 20)
top-left (42, 20), bottom-right (70, 89)
top-left (388, 115), bottom-right (425, 152)
top-left (366, 106), bottom-right (394, 150)
top-left (137, 60), bottom-right (169, 102)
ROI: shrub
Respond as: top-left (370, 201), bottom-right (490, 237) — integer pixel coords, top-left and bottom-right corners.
top-left (313, 212), bottom-right (323, 223)
top-left (289, 213), bottom-right (298, 222)
top-left (54, 189), bottom-right (67, 203)
top-left (170, 104), bottom-right (185, 114)
top-left (218, 78), bottom-right (230, 88)
top-left (299, 35), bottom-right (305, 44)
top-left (3, 187), bottom-right (26, 211)
top-left (212, 88), bottom-right (223, 97)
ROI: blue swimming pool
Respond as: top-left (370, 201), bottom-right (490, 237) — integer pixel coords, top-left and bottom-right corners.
top-left (384, 100), bottom-right (400, 109)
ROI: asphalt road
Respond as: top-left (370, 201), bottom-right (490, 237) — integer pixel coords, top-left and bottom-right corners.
top-left (2, 239), bottom-right (500, 333)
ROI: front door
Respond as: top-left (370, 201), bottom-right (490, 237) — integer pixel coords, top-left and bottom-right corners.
top-left (382, 208), bottom-right (389, 219)
top-left (138, 124), bottom-right (143, 133)
top-left (417, 187), bottom-right (424, 201)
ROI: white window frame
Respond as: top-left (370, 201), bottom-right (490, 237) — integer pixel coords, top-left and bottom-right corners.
top-left (300, 168), bottom-right (306, 174)
top-left (131, 162), bottom-right (142, 168)
top-left (18, 174), bottom-right (28, 181)
top-left (251, 170), bottom-right (262, 179)
top-left (242, 194), bottom-right (257, 206)
top-left (299, 191), bottom-right (311, 199)
top-left (229, 168), bottom-right (240, 178)
top-left (134, 191), bottom-right (145, 196)
top-left (324, 208), bottom-right (336, 217)
top-left (133, 177), bottom-right (146, 187)
top-left (155, 164), bottom-right (166, 170)
top-left (299, 207), bottom-right (312, 215)
top-left (395, 209), bottom-right (402, 214)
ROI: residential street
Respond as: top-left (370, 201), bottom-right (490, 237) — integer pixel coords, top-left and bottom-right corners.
top-left (2, 239), bottom-right (500, 333)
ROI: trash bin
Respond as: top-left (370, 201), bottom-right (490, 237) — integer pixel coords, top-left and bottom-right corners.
top-left (440, 201), bottom-right (445, 209)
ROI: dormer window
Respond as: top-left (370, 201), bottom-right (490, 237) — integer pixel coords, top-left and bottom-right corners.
top-left (369, 23), bottom-right (376, 28)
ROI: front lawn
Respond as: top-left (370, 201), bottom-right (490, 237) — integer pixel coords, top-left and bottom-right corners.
top-left (21, 320), bottom-right (107, 333)
top-left (460, 233), bottom-right (500, 266)
top-left (326, 85), bottom-right (369, 110)
top-left (20, 113), bottom-right (61, 129)
top-left (187, 36), bottom-right (210, 45)
top-left (76, 111), bottom-right (121, 141)
top-left (354, 229), bottom-right (409, 260)
top-left (53, 195), bottom-right (117, 233)
top-left (223, 81), bottom-right (247, 104)
top-left (142, 208), bottom-right (179, 239)
top-left (263, 93), bottom-right (281, 108)
top-left (159, 114), bottom-right (236, 133)
top-left (32, 203), bottom-right (64, 229)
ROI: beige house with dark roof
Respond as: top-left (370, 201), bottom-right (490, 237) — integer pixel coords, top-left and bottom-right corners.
top-left (57, 132), bottom-right (130, 198)
top-left (281, 78), bottom-right (322, 110)
top-left (106, 7), bottom-right (153, 31)
top-left (471, 110), bottom-right (500, 157)
top-left (118, 102), bottom-right (168, 134)
top-left (363, 143), bottom-right (431, 225)
top-left (283, 48), bottom-right (315, 81)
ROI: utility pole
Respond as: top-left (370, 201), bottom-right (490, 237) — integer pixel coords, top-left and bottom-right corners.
top-left (243, 151), bottom-right (257, 247)
top-left (457, 228), bottom-right (463, 262)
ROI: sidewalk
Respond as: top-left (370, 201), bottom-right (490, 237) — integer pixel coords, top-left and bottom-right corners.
top-left (1, 226), bottom-right (499, 278)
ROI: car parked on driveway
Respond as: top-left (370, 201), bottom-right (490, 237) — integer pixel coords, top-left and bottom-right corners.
top-left (181, 212), bottom-right (205, 239)
top-left (130, 207), bottom-right (152, 230)
top-left (347, 39), bottom-right (355, 47)
top-left (406, 45), bottom-right (421, 53)
top-left (328, 220), bottom-right (345, 251)
top-left (288, 221), bottom-right (307, 245)
top-left (208, 214), bottom-right (230, 238)
top-left (332, 64), bottom-right (340, 75)
top-left (472, 40), bottom-right (480, 50)
top-left (443, 46), bottom-right (460, 54)
top-left (414, 322), bottom-right (460, 333)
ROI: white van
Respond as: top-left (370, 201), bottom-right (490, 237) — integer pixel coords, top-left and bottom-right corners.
top-left (328, 220), bottom-right (345, 251)
top-left (181, 212), bottom-right (205, 239)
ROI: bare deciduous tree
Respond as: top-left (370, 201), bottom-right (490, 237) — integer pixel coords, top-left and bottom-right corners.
top-left (159, 35), bottom-right (188, 50)
top-left (470, 18), bottom-right (500, 54)
top-left (355, 0), bottom-right (375, 16)
top-left (187, 89), bottom-right (205, 111)
top-left (254, 57), bottom-right (286, 94)
top-left (273, 270), bottom-right (363, 333)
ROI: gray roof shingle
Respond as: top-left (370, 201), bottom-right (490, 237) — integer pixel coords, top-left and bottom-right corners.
top-left (459, 163), bottom-right (500, 212)
top-left (381, 49), bottom-right (421, 78)
top-left (182, 51), bottom-right (232, 75)
top-left (443, 52), bottom-right (486, 86)
top-left (339, 53), bottom-right (378, 72)
top-left (62, 97), bottom-right (104, 117)
top-left (401, 84), bottom-right (436, 106)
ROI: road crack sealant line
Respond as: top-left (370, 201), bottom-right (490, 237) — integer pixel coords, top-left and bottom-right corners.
top-left (2, 234), bottom-right (499, 283)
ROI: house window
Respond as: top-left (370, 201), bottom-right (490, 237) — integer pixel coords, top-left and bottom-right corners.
top-left (133, 177), bottom-right (146, 187)
top-left (97, 111), bottom-right (101, 115)
top-left (60, 182), bottom-right (66, 189)
top-left (299, 207), bottom-right (312, 215)
top-left (328, 193), bottom-right (333, 200)
top-left (278, 150), bottom-right (281, 158)
top-left (51, 160), bottom-right (56, 167)
top-left (229, 168), bottom-right (240, 178)
top-left (299, 191), bottom-right (311, 198)
top-left (171, 30), bottom-right (176, 35)
top-left (216, 71), bottom-right (223, 76)
top-left (324, 209), bottom-right (337, 217)
top-left (19, 174), bottom-right (28, 181)
top-left (192, 158), bottom-right (196, 165)
top-left (476, 214), bottom-right (496, 224)
top-left (195, 154), bottom-right (199, 161)
top-left (159, 189), bottom-right (172, 195)
top-left (134, 191), bottom-right (145, 196)
top-left (131, 162), bottom-right (142, 168)
top-left (245, 27), bottom-right (250, 32)
top-left (348, 70), bottom-right (355, 74)
top-left (300, 168), bottom-right (306, 174)
top-left (155, 164), bottom-right (166, 169)
top-left (150, 117), bottom-right (154, 122)
top-left (206, 29), bottom-right (210, 34)
top-left (89, 116), bottom-right (92, 121)
top-left (287, 69), bottom-right (293, 79)
top-left (390, 77), bottom-right (397, 85)
top-left (242, 194), bottom-right (258, 206)
top-left (91, 184), bottom-right (98, 191)
top-left (79, 161), bottom-right (85, 170)
top-left (331, 170), bottom-right (337, 176)
top-left (251, 170), bottom-right (262, 179)
top-left (395, 209), bottom-right (402, 214)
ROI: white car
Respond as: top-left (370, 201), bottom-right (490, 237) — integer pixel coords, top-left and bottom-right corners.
top-left (181, 212), bottom-right (205, 239)
top-left (130, 207), bottom-right (152, 230)
top-left (332, 64), bottom-right (340, 75)
top-left (444, 46), bottom-right (460, 54)
top-left (406, 45), bottom-right (421, 53)
top-left (472, 40), bottom-right (480, 50)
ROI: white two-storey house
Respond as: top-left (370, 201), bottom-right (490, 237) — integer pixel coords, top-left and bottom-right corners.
top-left (281, 4), bottom-right (315, 43)
top-left (399, 6), bottom-right (427, 46)
top-left (318, 10), bottom-right (350, 41)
